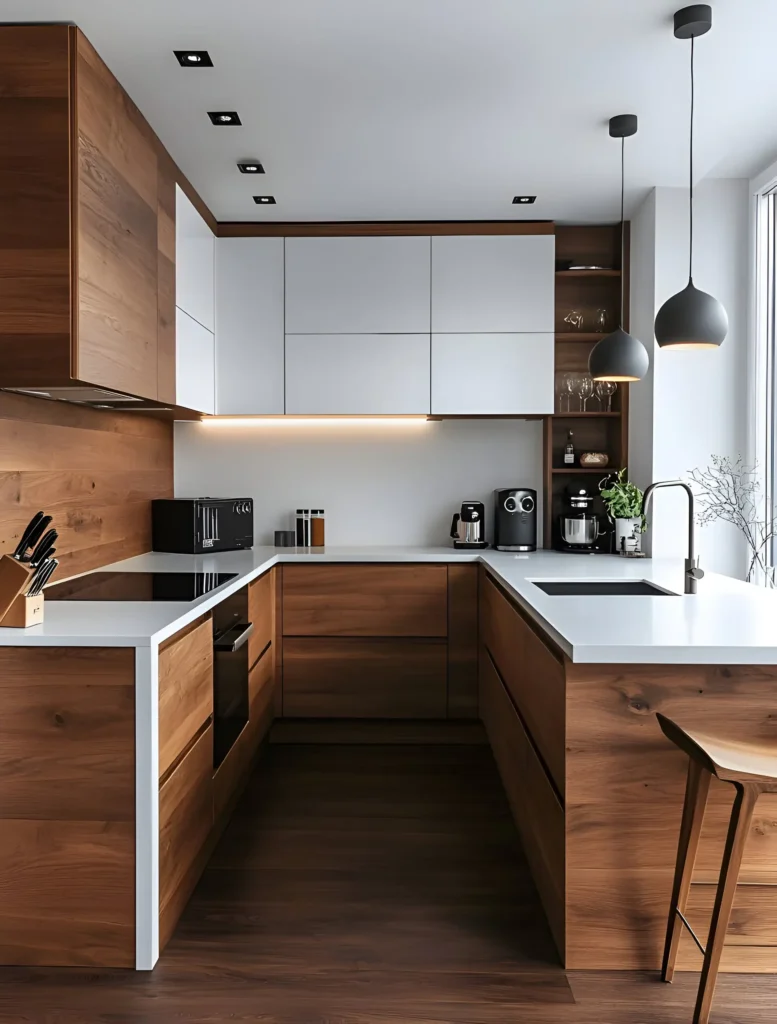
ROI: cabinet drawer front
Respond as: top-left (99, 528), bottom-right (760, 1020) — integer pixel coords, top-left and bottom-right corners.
top-left (159, 723), bottom-right (213, 950)
top-left (248, 646), bottom-right (275, 746)
top-left (480, 573), bottom-right (565, 796)
top-left (283, 564), bottom-right (448, 637)
top-left (479, 648), bottom-right (564, 955)
top-left (248, 568), bottom-right (274, 669)
top-left (158, 616), bottom-right (213, 780)
top-left (283, 638), bottom-right (447, 718)
top-left (285, 334), bottom-right (431, 415)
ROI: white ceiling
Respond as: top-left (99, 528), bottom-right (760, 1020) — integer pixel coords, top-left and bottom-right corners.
top-left (5, 0), bottom-right (777, 222)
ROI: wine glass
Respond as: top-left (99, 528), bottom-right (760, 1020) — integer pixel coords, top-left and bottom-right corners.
top-left (596, 380), bottom-right (618, 412)
top-left (563, 310), bottom-right (585, 331)
top-left (564, 373), bottom-right (581, 411)
top-left (577, 375), bottom-right (594, 412)
top-left (593, 308), bottom-right (611, 334)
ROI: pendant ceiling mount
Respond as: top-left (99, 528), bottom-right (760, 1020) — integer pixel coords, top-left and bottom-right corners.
top-left (655, 4), bottom-right (728, 350)
top-left (588, 115), bottom-right (650, 383)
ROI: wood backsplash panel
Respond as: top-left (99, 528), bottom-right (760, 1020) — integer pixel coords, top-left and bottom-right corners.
top-left (0, 391), bottom-right (172, 576)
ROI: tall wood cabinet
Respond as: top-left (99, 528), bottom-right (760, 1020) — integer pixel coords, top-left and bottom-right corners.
top-left (0, 25), bottom-right (189, 408)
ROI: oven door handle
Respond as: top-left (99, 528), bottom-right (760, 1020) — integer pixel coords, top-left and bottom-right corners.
top-left (213, 621), bottom-right (254, 652)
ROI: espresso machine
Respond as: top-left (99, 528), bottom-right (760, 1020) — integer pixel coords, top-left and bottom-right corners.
top-left (450, 500), bottom-right (488, 550)
top-left (557, 484), bottom-right (611, 553)
top-left (494, 488), bottom-right (537, 551)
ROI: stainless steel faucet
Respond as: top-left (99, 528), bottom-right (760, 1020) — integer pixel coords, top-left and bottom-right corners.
top-left (642, 480), bottom-right (704, 595)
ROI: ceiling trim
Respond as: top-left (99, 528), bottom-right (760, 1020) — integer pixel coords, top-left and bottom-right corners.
top-left (216, 220), bottom-right (555, 237)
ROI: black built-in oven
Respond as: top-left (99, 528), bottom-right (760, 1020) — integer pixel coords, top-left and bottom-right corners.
top-left (212, 587), bottom-right (253, 769)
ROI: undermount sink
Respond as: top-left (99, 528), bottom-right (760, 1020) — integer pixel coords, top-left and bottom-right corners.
top-left (532, 580), bottom-right (676, 597)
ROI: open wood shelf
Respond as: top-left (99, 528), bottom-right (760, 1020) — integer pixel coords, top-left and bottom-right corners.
top-left (554, 332), bottom-right (607, 342)
top-left (552, 411), bottom-right (621, 419)
top-left (556, 269), bottom-right (620, 278)
top-left (551, 467), bottom-right (619, 475)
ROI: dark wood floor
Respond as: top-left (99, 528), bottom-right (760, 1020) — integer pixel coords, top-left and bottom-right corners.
top-left (0, 742), bottom-right (775, 1023)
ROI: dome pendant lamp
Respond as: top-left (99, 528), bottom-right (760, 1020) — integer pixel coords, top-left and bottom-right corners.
top-left (654, 4), bottom-right (728, 349)
top-left (589, 114), bottom-right (650, 382)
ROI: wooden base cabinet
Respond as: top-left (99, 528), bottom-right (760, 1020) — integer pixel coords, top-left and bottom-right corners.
top-left (279, 564), bottom-right (478, 720)
top-left (479, 567), bottom-right (777, 974)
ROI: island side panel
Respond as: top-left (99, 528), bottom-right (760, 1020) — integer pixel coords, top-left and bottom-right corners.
top-left (0, 646), bottom-right (136, 967)
top-left (565, 662), bottom-right (777, 972)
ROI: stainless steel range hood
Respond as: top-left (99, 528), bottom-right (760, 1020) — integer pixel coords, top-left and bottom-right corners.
top-left (4, 386), bottom-right (171, 411)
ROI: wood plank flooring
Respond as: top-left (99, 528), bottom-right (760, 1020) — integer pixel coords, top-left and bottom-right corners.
top-left (0, 742), bottom-right (775, 1022)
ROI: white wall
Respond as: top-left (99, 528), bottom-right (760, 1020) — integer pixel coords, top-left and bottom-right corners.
top-left (629, 179), bottom-right (750, 576)
top-left (174, 419), bottom-right (543, 547)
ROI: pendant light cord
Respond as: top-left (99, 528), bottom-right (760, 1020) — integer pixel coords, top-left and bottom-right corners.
top-left (620, 134), bottom-right (625, 328)
top-left (689, 34), bottom-right (694, 282)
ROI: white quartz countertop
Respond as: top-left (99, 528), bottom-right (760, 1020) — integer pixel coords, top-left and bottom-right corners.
top-left (1, 545), bottom-right (776, 664)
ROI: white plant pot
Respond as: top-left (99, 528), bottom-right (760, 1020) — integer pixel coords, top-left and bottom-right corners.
top-left (614, 517), bottom-right (642, 554)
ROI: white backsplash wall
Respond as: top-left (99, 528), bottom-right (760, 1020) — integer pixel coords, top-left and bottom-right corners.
top-left (174, 419), bottom-right (543, 547)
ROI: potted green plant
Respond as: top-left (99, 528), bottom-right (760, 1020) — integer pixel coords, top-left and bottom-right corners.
top-left (599, 469), bottom-right (646, 554)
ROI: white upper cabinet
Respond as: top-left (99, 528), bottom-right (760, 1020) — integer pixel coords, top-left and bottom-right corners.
top-left (176, 307), bottom-right (215, 414)
top-left (431, 333), bottom-right (554, 415)
top-left (215, 237), bottom-right (285, 414)
top-left (285, 334), bottom-right (431, 414)
top-left (431, 235), bottom-right (555, 333)
top-left (176, 185), bottom-right (215, 332)
top-left (285, 236), bottom-right (431, 334)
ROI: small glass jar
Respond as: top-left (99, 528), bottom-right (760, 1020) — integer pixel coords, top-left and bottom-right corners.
top-left (310, 509), bottom-right (325, 547)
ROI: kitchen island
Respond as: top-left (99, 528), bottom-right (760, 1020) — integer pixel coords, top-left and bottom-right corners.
top-left (1, 546), bottom-right (777, 973)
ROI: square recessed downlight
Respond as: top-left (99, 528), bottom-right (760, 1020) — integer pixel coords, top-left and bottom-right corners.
top-left (208, 111), bottom-right (241, 125)
top-left (512, 195), bottom-right (537, 204)
top-left (253, 195), bottom-right (276, 204)
top-left (174, 50), bottom-right (213, 67)
top-left (238, 162), bottom-right (265, 174)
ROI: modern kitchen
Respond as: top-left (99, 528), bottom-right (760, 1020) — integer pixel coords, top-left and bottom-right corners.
top-left (0, 3), bottom-right (775, 1022)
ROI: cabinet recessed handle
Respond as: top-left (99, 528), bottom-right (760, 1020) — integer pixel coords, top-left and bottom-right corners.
top-left (214, 621), bottom-right (254, 652)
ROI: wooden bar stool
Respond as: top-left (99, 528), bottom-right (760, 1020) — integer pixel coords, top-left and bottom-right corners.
top-left (657, 712), bottom-right (777, 1024)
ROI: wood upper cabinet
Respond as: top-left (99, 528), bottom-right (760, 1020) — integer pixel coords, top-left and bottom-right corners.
top-left (0, 25), bottom-right (174, 403)
top-left (431, 235), bottom-right (554, 333)
top-left (431, 332), bottom-right (554, 415)
top-left (216, 238), bottom-right (284, 414)
top-left (75, 32), bottom-right (159, 400)
top-left (285, 236), bottom-right (431, 334)
top-left (285, 334), bottom-right (431, 414)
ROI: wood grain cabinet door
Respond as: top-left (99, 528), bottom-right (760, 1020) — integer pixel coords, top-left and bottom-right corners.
top-left (158, 616), bottom-right (213, 780)
top-left (74, 31), bottom-right (159, 400)
top-left (283, 638), bottom-right (447, 718)
top-left (159, 723), bottom-right (213, 951)
top-left (282, 564), bottom-right (448, 637)
top-left (480, 573), bottom-right (565, 796)
top-left (248, 569), bottom-right (274, 670)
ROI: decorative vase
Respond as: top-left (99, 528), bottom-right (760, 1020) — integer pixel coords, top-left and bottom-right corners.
top-left (614, 517), bottom-right (642, 554)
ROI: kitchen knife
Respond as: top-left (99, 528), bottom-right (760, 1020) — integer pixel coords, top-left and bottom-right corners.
top-left (26, 552), bottom-right (56, 594)
top-left (31, 544), bottom-right (56, 569)
top-left (28, 529), bottom-right (57, 568)
top-left (28, 559), bottom-right (58, 597)
top-left (12, 512), bottom-right (50, 561)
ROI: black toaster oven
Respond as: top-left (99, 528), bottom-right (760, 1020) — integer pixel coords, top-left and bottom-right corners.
top-left (152, 498), bottom-right (254, 554)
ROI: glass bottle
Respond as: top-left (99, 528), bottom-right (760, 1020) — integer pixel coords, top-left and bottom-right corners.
top-left (311, 510), bottom-right (326, 547)
top-left (564, 431), bottom-right (575, 466)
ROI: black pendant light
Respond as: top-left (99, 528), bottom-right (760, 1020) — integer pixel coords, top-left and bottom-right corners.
top-left (654, 4), bottom-right (728, 349)
top-left (589, 115), bottom-right (650, 382)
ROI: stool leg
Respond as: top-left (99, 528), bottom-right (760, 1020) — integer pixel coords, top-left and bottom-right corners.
top-left (662, 758), bottom-right (711, 982)
top-left (693, 783), bottom-right (759, 1024)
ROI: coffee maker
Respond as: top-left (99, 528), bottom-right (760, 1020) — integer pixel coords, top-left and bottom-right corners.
top-left (557, 484), bottom-right (611, 553)
top-left (494, 488), bottom-right (537, 551)
top-left (450, 501), bottom-right (488, 549)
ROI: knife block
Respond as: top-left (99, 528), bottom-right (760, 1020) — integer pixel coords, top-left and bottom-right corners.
top-left (0, 554), bottom-right (34, 625)
top-left (0, 592), bottom-right (44, 628)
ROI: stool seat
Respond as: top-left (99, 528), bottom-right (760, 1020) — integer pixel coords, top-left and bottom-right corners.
top-left (657, 713), bottom-right (777, 787)
top-left (656, 712), bottom-right (777, 1024)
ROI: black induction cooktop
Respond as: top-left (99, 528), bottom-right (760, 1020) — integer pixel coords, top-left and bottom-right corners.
top-left (45, 571), bottom-right (238, 602)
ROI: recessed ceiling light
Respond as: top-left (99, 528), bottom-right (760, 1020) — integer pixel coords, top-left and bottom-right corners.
top-left (174, 50), bottom-right (213, 67)
top-left (208, 111), bottom-right (241, 125)
top-left (253, 196), bottom-right (276, 204)
top-left (512, 196), bottom-right (537, 204)
top-left (238, 161), bottom-right (265, 174)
